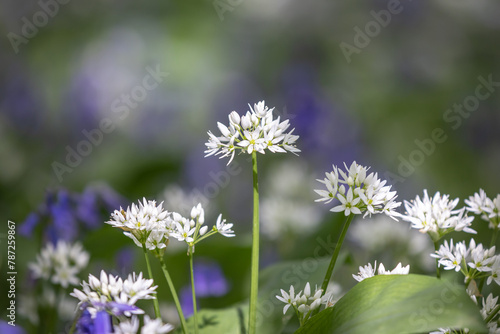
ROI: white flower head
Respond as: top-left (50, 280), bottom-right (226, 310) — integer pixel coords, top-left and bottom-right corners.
top-left (466, 189), bottom-right (500, 229)
top-left (29, 241), bottom-right (89, 288)
top-left (106, 198), bottom-right (171, 249)
top-left (402, 190), bottom-right (476, 241)
top-left (316, 162), bottom-right (401, 219)
top-left (70, 270), bottom-right (157, 317)
top-left (205, 100), bottom-right (299, 165)
top-left (169, 204), bottom-right (235, 254)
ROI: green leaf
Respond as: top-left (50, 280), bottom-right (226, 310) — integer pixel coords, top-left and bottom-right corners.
top-left (294, 274), bottom-right (487, 334)
top-left (173, 306), bottom-right (248, 334)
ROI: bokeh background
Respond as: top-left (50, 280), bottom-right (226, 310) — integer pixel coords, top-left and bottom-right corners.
top-left (1, 0), bottom-right (499, 332)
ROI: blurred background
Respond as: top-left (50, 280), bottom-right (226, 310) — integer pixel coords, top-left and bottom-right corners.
top-left (0, 0), bottom-right (499, 332)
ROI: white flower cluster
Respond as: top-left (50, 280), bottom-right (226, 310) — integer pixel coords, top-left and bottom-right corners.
top-left (402, 190), bottom-right (476, 241)
top-left (114, 315), bottom-right (174, 334)
top-left (315, 161), bottom-right (401, 219)
top-left (205, 100), bottom-right (300, 164)
top-left (107, 199), bottom-right (234, 252)
top-left (431, 239), bottom-right (499, 286)
top-left (28, 241), bottom-right (89, 288)
top-left (352, 262), bottom-right (410, 282)
top-left (276, 282), bottom-right (324, 323)
top-left (169, 203), bottom-right (234, 254)
top-left (70, 270), bottom-right (157, 317)
top-left (466, 189), bottom-right (500, 229)
top-left (106, 198), bottom-right (172, 250)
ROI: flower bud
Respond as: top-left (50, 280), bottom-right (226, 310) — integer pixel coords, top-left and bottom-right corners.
top-left (241, 115), bottom-right (251, 129)
top-left (229, 111), bottom-right (240, 125)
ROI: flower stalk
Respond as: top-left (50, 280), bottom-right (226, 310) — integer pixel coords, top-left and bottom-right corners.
top-left (320, 213), bottom-right (354, 295)
top-left (143, 243), bottom-right (161, 319)
top-left (189, 250), bottom-right (199, 334)
top-left (248, 151), bottom-right (260, 334)
top-left (158, 256), bottom-right (188, 334)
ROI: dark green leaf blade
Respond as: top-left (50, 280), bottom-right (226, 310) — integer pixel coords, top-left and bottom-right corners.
top-left (295, 274), bottom-right (487, 334)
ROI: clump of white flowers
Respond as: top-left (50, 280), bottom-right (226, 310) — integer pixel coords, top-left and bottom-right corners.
top-left (29, 241), bottom-right (89, 288)
top-left (276, 282), bottom-right (324, 325)
top-left (70, 270), bottom-right (157, 317)
top-left (106, 199), bottom-right (234, 253)
top-left (204, 100), bottom-right (300, 165)
top-left (402, 190), bottom-right (476, 242)
top-left (106, 198), bottom-right (172, 250)
top-left (352, 261), bottom-right (410, 282)
top-left (170, 203), bottom-right (235, 254)
top-left (465, 189), bottom-right (500, 230)
top-left (315, 161), bottom-right (401, 219)
top-left (431, 239), bottom-right (499, 287)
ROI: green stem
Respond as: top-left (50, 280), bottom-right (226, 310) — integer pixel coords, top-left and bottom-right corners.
top-left (320, 213), bottom-right (354, 295)
top-left (433, 241), bottom-right (441, 279)
top-left (143, 244), bottom-right (161, 319)
top-left (190, 250), bottom-right (199, 334)
top-left (248, 151), bottom-right (260, 334)
top-left (485, 303), bottom-right (500, 323)
top-left (159, 256), bottom-right (188, 334)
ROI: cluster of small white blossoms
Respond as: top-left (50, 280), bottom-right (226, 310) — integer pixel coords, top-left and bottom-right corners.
top-left (106, 199), bottom-right (234, 252)
top-left (70, 270), bottom-right (157, 317)
top-left (315, 161), bottom-right (401, 219)
top-left (29, 241), bottom-right (89, 288)
top-left (431, 293), bottom-right (500, 334)
top-left (431, 239), bottom-right (499, 286)
top-left (114, 315), bottom-right (174, 334)
top-left (276, 282), bottom-right (324, 323)
top-left (466, 189), bottom-right (500, 229)
top-left (106, 198), bottom-right (171, 250)
top-left (170, 203), bottom-right (235, 254)
top-left (402, 190), bottom-right (476, 242)
top-left (352, 262), bottom-right (410, 282)
top-left (204, 100), bottom-right (300, 164)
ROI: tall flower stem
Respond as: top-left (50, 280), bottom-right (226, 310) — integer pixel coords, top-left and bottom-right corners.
top-left (158, 256), bottom-right (188, 334)
top-left (189, 250), bottom-right (199, 334)
top-left (142, 244), bottom-right (161, 319)
top-left (248, 151), bottom-right (260, 334)
top-left (320, 213), bottom-right (354, 295)
top-left (433, 241), bottom-right (441, 279)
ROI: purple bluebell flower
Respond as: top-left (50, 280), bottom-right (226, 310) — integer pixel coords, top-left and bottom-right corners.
top-left (76, 309), bottom-right (94, 334)
top-left (20, 184), bottom-right (127, 242)
top-left (0, 320), bottom-right (26, 334)
top-left (180, 258), bottom-right (230, 316)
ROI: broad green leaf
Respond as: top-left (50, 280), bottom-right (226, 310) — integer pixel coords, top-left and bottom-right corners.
top-left (295, 274), bottom-right (487, 334)
top-left (173, 306), bottom-right (248, 334)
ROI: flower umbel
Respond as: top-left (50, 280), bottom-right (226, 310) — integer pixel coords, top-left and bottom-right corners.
top-left (106, 198), bottom-right (172, 250)
top-left (402, 190), bottom-right (476, 242)
top-left (204, 100), bottom-right (300, 165)
top-left (276, 282), bottom-right (323, 325)
top-left (28, 241), bottom-right (89, 288)
top-left (315, 161), bottom-right (401, 219)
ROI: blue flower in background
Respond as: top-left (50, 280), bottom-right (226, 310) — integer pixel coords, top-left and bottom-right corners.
top-left (180, 258), bottom-right (230, 317)
top-left (20, 183), bottom-right (127, 243)
top-left (0, 321), bottom-right (26, 334)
